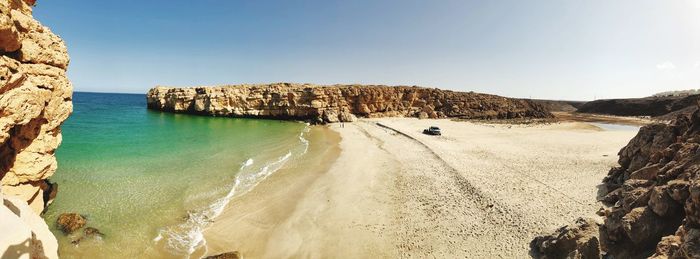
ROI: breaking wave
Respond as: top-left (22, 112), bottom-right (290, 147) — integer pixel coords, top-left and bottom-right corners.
top-left (155, 125), bottom-right (311, 257)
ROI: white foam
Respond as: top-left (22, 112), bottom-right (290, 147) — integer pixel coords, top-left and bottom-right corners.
top-left (240, 158), bottom-right (254, 169)
top-left (155, 150), bottom-right (296, 257)
top-left (299, 125), bottom-right (310, 154)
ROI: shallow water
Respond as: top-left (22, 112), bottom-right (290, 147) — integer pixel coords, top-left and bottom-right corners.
top-left (43, 92), bottom-right (309, 258)
top-left (589, 122), bottom-right (641, 132)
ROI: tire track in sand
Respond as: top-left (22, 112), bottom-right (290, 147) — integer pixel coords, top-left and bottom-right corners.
top-left (353, 121), bottom-right (536, 258)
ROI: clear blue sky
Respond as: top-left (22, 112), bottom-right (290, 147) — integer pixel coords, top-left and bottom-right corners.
top-left (34, 0), bottom-right (699, 100)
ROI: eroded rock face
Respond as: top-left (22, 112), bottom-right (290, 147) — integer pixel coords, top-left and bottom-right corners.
top-left (0, 0), bottom-right (72, 213)
top-left (56, 213), bottom-right (86, 234)
top-left (530, 218), bottom-right (602, 259)
top-left (147, 84), bottom-right (552, 123)
top-left (598, 106), bottom-right (700, 258)
top-left (0, 1), bottom-right (71, 258)
top-left (533, 106), bottom-right (700, 258)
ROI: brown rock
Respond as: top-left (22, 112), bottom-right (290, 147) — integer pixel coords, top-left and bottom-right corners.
top-left (597, 110), bottom-right (700, 258)
top-left (648, 186), bottom-right (681, 217)
top-left (530, 218), bottom-right (601, 259)
top-left (0, 13), bottom-right (21, 52)
top-left (629, 164), bottom-right (661, 180)
top-left (621, 207), bottom-right (668, 246)
top-left (651, 235), bottom-right (682, 258)
top-left (56, 213), bottom-right (86, 234)
top-left (83, 227), bottom-right (104, 238)
top-left (677, 228), bottom-right (700, 258)
top-left (205, 251), bottom-right (241, 259)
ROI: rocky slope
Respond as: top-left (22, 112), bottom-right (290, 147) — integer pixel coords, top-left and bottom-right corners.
top-left (147, 84), bottom-right (552, 123)
top-left (532, 105), bottom-right (700, 258)
top-left (576, 95), bottom-right (700, 120)
top-left (0, 0), bottom-right (72, 258)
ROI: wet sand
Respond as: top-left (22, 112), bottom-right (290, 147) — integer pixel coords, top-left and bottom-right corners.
top-left (203, 118), bottom-right (638, 258)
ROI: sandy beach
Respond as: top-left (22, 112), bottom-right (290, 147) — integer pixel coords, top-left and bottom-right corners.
top-left (203, 118), bottom-right (638, 258)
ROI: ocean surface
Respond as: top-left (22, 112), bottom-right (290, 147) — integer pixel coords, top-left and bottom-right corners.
top-left (43, 92), bottom-right (311, 258)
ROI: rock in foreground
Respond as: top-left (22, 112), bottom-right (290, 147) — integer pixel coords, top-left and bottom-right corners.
top-left (56, 213), bottom-right (86, 234)
top-left (147, 84), bottom-right (552, 123)
top-left (530, 218), bottom-right (601, 259)
top-left (204, 251), bottom-right (241, 259)
top-left (535, 105), bottom-right (700, 258)
top-left (597, 108), bottom-right (700, 258)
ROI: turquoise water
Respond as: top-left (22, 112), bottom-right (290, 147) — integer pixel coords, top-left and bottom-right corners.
top-left (43, 92), bottom-right (309, 258)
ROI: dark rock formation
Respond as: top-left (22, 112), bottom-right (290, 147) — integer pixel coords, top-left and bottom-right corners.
top-left (56, 213), bottom-right (86, 234)
top-left (530, 218), bottom-right (602, 259)
top-left (83, 227), bottom-right (103, 238)
top-left (530, 99), bottom-right (586, 112)
top-left (598, 106), bottom-right (700, 258)
top-left (533, 105), bottom-right (700, 258)
top-left (146, 84), bottom-right (553, 123)
top-left (577, 94), bottom-right (700, 119)
top-left (204, 251), bottom-right (241, 259)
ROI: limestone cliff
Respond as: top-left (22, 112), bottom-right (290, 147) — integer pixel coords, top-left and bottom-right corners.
top-left (147, 84), bottom-right (552, 123)
top-left (0, 0), bottom-right (72, 258)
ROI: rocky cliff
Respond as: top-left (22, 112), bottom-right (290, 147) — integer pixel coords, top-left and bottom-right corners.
top-left (147, 84), bottom-right (552, 123)
top-left (0, 0), bottom-right (72, 258)
top-left (532, 105), bottom-right (700, 258)
top-left (598, 108), bottom-right (700, 258)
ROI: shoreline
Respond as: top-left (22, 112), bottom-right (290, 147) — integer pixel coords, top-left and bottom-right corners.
top-left (202, 118), bottom-right (638, 257)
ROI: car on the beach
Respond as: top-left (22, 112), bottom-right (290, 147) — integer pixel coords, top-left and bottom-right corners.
top-left (423, 126), bottom-right (441, 136)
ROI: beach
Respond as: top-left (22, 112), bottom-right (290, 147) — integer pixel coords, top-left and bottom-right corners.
top-left (203, 118), bottom-right (638, 258)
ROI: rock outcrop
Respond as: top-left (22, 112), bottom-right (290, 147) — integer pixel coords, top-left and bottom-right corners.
top-left (576, 94), bottom-right (700, 120)
top-left (534, 105), bottom-right (700, 258)
top-left (530, 218), bottom-right (602, 259)
top-left (0, 0), bottom-right (72, 258)
top-left (204, 251), bottom-right (241, 259)
top-left (56, 213), bottom-right (86, 234)
top-left (147, 84), bottom-right (552, 123)
top-left (597, 108), bottom-right (700, 258)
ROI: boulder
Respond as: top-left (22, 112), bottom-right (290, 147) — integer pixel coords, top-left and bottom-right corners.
top-left (205, 251), bottom-right (241, 259)
top-left (84, 227), bottom-right (104, 238)
top-left (56, 213), bottom-right (86, 234)
top-left (530, 218), bottom-right (601, 259)
top-left (621, 207), bottom-right (668, 246)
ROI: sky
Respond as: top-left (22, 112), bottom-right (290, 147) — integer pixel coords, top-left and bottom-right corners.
top-left (34, 0), bottom-right (700, 100)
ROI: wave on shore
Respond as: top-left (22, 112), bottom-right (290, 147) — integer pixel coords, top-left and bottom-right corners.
top-left (154, 126), bottom-right (311, 257)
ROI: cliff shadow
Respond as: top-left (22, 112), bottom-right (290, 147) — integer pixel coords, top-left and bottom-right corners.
top-left (1, 236), bottom-right (49, 259)
top-left (0, 117), bottom-right (48, 182)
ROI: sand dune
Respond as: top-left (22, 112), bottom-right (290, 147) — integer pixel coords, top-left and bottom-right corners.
top-left (204, 118), bottom-right (637, 258)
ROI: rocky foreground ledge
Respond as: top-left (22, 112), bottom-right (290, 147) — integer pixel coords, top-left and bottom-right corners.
top-left (532, 105), bottom-right (700, 258)
top-left (146, 83), bottom-right (552, 123)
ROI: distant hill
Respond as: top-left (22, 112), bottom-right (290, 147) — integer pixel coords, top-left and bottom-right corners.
top-left (576, 94), bottom-right (700, 120)
top-left (529, 99), bottom-right (587, 112)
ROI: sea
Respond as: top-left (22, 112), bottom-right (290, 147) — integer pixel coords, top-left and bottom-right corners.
top-left (43, 92), bottom-right (312, 258)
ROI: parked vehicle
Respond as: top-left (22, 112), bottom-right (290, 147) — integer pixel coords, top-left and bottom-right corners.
top-left (423, 126), bottom-right (442, 136)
